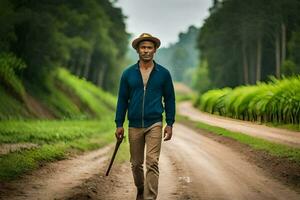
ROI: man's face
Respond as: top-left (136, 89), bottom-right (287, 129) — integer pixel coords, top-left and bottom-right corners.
top-left (137, 41), bottom-right (156, 62)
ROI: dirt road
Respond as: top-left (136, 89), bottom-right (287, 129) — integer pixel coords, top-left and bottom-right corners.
top-left (178, 101), bottom-right (300, 148)
top-left (162, 124), bottom-right (300, 199)
top-left (2, 123), bottom-right (299, 200)
top-left (0, 145), bottom-right (112, 200)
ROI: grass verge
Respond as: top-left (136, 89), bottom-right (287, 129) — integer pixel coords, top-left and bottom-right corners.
top-left (0, 119), bottom-right (115, 181)
top-left (177, 115), bottom-right (300, 163)
top-left (265, 122), bottom-right (300, 132)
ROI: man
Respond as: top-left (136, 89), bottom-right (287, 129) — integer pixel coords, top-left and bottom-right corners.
top-left (115, 33), bottom-right (175, 200)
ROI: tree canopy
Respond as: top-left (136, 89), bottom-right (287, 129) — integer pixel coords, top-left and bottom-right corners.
top-left (197, 0), bottom-right (300, 88)
top-left (0, 0), bottom-right (129, 92)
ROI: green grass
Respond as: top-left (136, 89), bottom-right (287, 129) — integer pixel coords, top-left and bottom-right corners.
top-left (265, 122), bottom-right (300, 132)
top-left (112, 121), bottom-right (130, 163)
top-left (56, 68), bottom-right (116, 119)
top-left (176, 93), bottom-right (196, 102)
top-left (177, 115), bottom-right (300, 163)
top-left (0, 65), bottom-right (120, 181)
top-left (0, 119), bottom-right (113, 144)
top-left (29, 68), bottom-right (117, 120)
top-left (0, 119), bottom-right (116, 181)
top-left (0, 67), bottom-right (117, 120)
top-left (39, 79), bottom-right (84, 119)
top-left (0, 143), bottom-right (67, 180)
top-left (115, 137), bottom-right (130, 163)
top-left (0, 85), bottom-right (31, 120)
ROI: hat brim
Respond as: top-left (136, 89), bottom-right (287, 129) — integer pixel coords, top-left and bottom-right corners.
top-left (132, 37), bottom-right (161, 49)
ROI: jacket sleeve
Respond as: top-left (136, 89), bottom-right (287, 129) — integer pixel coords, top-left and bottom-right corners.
top-left (163, 71), bottom-right (176, 127)
top-left (115, 71), bottom-right (129, 128)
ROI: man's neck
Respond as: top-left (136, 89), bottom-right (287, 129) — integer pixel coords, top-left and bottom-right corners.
top-left (139, 60), bottom-right (154, 70)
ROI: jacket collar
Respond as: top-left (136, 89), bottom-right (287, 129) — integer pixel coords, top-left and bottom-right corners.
top-left (135, 60), bottom-right (159, 71)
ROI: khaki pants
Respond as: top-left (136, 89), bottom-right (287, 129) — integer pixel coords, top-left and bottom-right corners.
top-left (128, 125), bottom-right (162, 200)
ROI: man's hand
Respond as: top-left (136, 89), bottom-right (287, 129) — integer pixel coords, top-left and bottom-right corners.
top-left (163, 125), bottom-right (173, 141)
top-left (115, 127), bottom-right (124, 140)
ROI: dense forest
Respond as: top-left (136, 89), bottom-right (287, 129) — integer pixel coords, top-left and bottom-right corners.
top-left (197, 0), bottom-right (300, 89)
top-left (0, 0), bottom-right (129, 93)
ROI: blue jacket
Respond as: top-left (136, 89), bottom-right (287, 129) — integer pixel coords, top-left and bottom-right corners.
top-left (115, 61), bottom-right (175, 128)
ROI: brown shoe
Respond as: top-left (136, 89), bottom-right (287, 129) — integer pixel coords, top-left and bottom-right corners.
top-left (136, 187), bottom-right (144, 200)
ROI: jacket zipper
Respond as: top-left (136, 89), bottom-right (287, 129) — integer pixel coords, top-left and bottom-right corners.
top-left (142, 86), bottom-right (146, 127)
top-left (139, 69), bottom-right (146, 128)
top-left (140, 64), bottom-right (155, 128)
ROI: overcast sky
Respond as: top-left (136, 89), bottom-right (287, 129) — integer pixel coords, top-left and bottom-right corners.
top-left (115, 0), bottom-right (212, 48)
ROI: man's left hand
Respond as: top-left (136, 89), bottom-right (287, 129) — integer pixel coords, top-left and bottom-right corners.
top-left (163, 125), bottom-right (173, 141)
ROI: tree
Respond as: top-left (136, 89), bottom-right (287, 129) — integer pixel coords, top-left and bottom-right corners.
top-left (197, 0), bottom-right (300, 89)
top-left (0, 0), bottom-right (129, 92)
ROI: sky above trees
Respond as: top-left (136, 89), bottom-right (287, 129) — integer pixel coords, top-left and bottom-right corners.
top-left (115, 0), bottom-right (212, 47)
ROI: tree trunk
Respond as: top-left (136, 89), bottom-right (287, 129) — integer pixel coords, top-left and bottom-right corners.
top-left (97, 67), bottom-right (104, 87)
top-left (83, 52), bottom-right (92, 79)
top-left (92, 64), bottom-right (99, 84)
top-left (249, 45), bottom-right (256, 84)
top-left (281, 23), bottom-right (286, 65)
top-left (256, 36), bottom-right (262, 82)
top-left (97, 64), bottom-right (108, 88)
top-left (69, 51), bottom-right (76, 74)
top-left (75, 60), bottom-right (81, 77)
top-left (75, 50), bottom-right (81, 77)
top-left (242, 41), bottom-right (249, 84)
top-left (275, 31), bottom-right (281, 78)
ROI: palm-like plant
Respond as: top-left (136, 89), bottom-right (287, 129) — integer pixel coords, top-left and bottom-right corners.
top-left (198, 76), bottom-right (300, 124)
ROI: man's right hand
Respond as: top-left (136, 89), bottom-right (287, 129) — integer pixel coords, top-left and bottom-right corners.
top-left (115, 127), bottom-right (124, 140)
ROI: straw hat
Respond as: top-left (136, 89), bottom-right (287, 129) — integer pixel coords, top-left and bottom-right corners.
top-left (132, 33), bottom-right (161, 49)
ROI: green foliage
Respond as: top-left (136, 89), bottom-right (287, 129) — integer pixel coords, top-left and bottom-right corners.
top-left (0, 53), bottom-right (26, 99)
top-left (199, 87), bottom-right (231, 115)
top-left (0, 0), bottom-right (16, 51)
top-left (0, 0), bottom-right (129, 92)
top-left (192, 60), bottom-right (213, 94)
top-left (281, 60), bottom-right (298, 76)
top-left (198, 76), bottom-right (300, 124)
